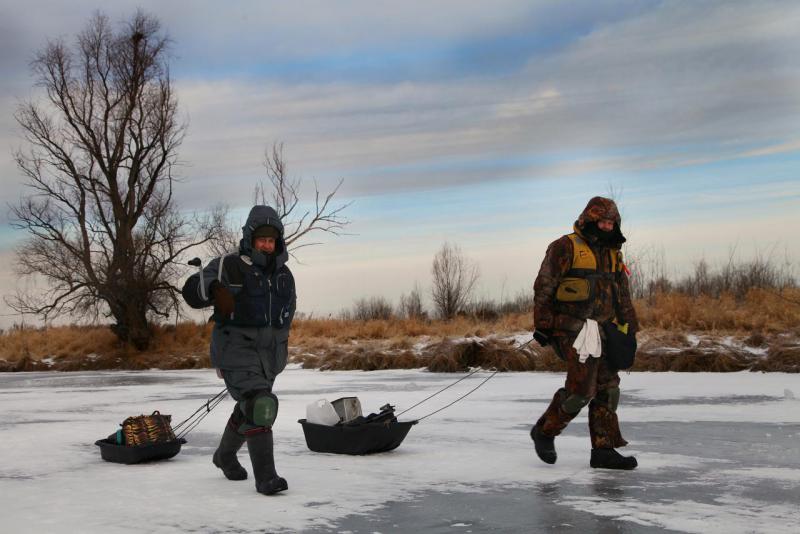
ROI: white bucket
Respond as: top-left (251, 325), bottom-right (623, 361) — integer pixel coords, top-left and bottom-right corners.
top-left (306, 399), bottom-right (341, 426)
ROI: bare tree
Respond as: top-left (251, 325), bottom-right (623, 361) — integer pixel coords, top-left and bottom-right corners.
top-left (256, 142), bottom-right (351, 253)
top-left (431, 242), bottom-right (480, 319)
top-left (7, 11), bottom-right (223, 350)
top-left (204, 203), bottom-right (241, 258)
top-left (398, 282), bottom-right (426, 320)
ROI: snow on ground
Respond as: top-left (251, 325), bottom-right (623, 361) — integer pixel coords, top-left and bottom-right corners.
top-left (1, 369), bottom-right (799, 533)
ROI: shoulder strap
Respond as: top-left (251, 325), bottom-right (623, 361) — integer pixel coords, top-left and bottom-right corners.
top-left (217, 253), bottom-right (229, 282)
top-left (609, 249), bottom-right (622, 273)
top-left (218, 254), bottom-right (245, 286)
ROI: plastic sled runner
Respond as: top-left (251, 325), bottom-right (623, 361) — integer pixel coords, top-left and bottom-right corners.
top-left (95, 437), bottom-right (187, 464)
top-left (298, 419), bottom-right (417, 455)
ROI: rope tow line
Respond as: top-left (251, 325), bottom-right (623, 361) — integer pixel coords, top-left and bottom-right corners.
top-left (173, 388), bottom-right (228, 439)
top-left (415, 370), bottom-right (498, 421)
top-left (397, 368), bottom-right (499, 422)
top-left (172, 364), bottom-right (505, 438)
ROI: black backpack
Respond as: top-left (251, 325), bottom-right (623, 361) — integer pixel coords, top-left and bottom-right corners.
top-left (602, 320), bottom-right (637, 370)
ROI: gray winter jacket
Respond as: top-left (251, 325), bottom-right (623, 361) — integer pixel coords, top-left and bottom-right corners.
top-left (181, 206), bottom-right (296, 382)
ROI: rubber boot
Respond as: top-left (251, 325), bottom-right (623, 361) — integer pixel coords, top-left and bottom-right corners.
top-left (530, 424), bottom-right (557, 465)
top-left (590, 448), bottom-right (638, 470)
top-left (212, 424), bottom-right (248, 481)
top-left (246, 430), bottom-right (288, 495)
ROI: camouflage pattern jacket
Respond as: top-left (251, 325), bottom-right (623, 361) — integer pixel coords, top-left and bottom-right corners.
top-left (533, 197), bottom-right (639, 335)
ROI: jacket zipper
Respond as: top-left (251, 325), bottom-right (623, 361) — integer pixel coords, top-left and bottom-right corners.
top-left (267, 277), bottom-right (272, 326)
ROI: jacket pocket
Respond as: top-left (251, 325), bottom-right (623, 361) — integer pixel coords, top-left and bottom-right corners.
top-left (555, 277), bottom-right (591, 302)
top-left (275, 271), bottom-right (294, 298)
top-left (217, 329), bottom-right (259, 369)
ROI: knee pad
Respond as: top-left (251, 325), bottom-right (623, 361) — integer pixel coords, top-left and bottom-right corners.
top-left (239, 390), bottom-right (279, 429)
top-left (561, 393), bottom-right (590, 415)
top-left (593, 387), bottom-right (620, 412)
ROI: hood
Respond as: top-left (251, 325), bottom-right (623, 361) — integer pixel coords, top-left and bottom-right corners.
top-left (573, 196), bottom-right (626, 247)
top-left (239, 205), bottom-right (289, 270)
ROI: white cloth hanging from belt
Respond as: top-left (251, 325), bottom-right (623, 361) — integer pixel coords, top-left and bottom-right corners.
top-left (573, 319), bottom-right (602, 363)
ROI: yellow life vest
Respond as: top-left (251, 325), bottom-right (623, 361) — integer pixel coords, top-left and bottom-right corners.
top-left (555, 233), bottom-right (622, 303)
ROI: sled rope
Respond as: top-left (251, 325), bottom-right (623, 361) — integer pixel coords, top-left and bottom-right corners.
top-left (397, 368), bottom-right (498, 421)
top-left (396, 368), bottom-right (484, 417)
top-left (173, 388), bottom-right (228, 439)
top-left (415, 370), bottom-right (498, 421)
top-left (517, 337), bottom-right (535, 349)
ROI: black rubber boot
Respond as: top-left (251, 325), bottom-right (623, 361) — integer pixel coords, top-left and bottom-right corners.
top-left (246, 430), bottom-right (288, 495)
top-left (530, 424), bottom-right (557, 465)
top-left (590, 448), bottom-right (638, 470)
top-left (212, 424), bottom-right (248, 481)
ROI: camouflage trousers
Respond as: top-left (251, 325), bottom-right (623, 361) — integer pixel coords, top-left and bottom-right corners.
top-left (535, 334), bottom-right (628, 449)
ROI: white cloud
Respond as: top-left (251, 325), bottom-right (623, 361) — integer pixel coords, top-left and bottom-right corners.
top-left (3, 1), bottom-right (800, 324)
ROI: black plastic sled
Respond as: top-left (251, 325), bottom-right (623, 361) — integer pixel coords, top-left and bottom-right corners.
top-left (95, 437), bottom-right (187, 464)
top-left (298, 419), bottom-right (417, 455)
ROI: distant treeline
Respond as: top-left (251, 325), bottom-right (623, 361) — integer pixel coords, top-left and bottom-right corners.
top-left (334, 253), bottom-right (797, 322)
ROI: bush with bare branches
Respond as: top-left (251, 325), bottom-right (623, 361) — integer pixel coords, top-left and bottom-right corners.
top-left (398, 283), bottom-right (427, 320)
top-left (431, 242), bottom-right (479, 319)
top-left (341, 296), bottom-right (395, 321)
top-left (626, 246), bottom-right (797, 301)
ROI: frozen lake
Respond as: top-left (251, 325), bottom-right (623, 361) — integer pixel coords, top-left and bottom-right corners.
top-left (1, 368), bottom-right (798, 533)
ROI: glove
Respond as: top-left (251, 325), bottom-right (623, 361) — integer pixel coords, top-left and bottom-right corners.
top-left (211, 281), bottom-right (235, 317)
top-left (533, 329), bottom-right (552, 347)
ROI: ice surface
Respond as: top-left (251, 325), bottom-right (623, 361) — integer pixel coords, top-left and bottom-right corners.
top-left (1, 369), bottom-right (798, 533)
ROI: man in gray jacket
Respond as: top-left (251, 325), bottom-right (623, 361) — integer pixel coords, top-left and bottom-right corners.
top-left (182, 205), bottom-right (296, 495)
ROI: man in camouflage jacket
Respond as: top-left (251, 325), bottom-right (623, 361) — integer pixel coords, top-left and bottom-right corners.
top-left (530, 196), bottom-right (639, 469)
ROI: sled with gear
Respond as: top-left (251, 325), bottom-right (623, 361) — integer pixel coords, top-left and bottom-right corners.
top-left (298, 397), bottom-right (417, 455)
top-left (95, 389), bottom-right (228, 464)
top-left (298, 369), bottom-right (498, 456)
top-left (95, 435), bottom-right (187, 464)
top-left (95, 410), bottom-right (186, 464)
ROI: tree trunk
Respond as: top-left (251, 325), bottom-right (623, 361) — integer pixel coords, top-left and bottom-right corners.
top-left (109, 300), bottom-right (153, 351)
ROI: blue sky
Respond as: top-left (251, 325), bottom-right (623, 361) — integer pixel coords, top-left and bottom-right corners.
top-left (1, 0), bottom-right (799, 324)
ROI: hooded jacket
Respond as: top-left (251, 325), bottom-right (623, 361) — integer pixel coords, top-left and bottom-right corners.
top-left (533, 197), bottom-right (638, 334)
top-left (182, 206), bottom-right (296, 329)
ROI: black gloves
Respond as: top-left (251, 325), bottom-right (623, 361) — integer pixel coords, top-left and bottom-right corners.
top-left (210, 281), bottom-right (235, 317)
top-left (533, 329), bottom-right (552, 347)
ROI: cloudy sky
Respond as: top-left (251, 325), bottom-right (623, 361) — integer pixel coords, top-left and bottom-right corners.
top-left (1, 1), bottom-right (799, 326)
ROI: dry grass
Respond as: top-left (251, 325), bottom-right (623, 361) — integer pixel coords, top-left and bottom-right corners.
top-left (750, 344), bottom-right (800, 373)
top-left (0, 322), bottom-right (212, 371)
top-left (291, 313), bottom-right (531, 342)
top-left (633, 348), bottom-right (751, 372)
top-left (294, 338), bottom-right (569, 373)
top-left (425, 339), bottom-right (534, 372)
top-left (311, 349), bottom-right (424, 371)
top-left (1, 289), bottom-right (798, 372)
top-left (635, 288), bottom-right (800, 333)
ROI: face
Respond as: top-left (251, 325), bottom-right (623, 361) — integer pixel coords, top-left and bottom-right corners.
top-left (253, 236), bottom-right (276, 254)
top-left (597, 218), bottom-right (615, 232)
